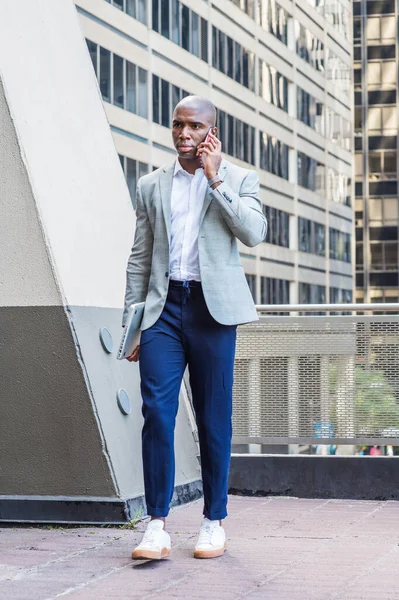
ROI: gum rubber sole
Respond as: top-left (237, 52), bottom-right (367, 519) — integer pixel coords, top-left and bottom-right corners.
top-left (131, 547), bottom-right (171, 560)
top-left (193, 543), bottom-right (227, 559)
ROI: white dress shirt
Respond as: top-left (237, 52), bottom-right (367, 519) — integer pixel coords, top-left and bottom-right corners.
top-left (169, 159), bottom-right (208, 281)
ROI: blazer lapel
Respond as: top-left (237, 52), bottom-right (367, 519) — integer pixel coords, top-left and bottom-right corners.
top-left (199, 160), bottom-right (228, 226)
top-left (159, 161), bottom-right (175, 242)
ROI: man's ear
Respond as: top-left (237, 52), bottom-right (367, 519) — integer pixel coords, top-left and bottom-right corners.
top-left (212, 126), bottom-right (218, 137)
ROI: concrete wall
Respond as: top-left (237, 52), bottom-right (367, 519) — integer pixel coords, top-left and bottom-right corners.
top-left (0, 0), bottom-right (200, 519)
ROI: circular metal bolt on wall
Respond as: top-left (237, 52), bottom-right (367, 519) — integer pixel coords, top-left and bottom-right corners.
top-left (99, 327), bottom-right (114, 353)
top-left (117, 388), bottom-right (131, 415)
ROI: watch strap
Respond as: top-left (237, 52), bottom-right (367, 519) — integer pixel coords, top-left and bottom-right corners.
top-left (208, 174), bottom-right (223, 187)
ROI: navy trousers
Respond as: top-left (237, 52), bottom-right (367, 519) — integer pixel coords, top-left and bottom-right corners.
top-left (139, 279), bottom-right (237, 520)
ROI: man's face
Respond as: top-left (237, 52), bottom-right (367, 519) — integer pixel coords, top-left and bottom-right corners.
top-left (172, 106), bottom-right (215, 160)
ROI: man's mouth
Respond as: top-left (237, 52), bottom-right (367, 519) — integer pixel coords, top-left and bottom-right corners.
top-left (178, 144), bottom-right (194, 150)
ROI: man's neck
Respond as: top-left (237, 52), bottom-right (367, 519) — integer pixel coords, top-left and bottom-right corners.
top-left (177, 156), bottom-right (202, 175)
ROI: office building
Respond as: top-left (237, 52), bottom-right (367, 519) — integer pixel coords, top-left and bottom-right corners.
top-left (353, 0), bottom-right (398, 304)
top-left (76, 0), bottom-right (354, 306)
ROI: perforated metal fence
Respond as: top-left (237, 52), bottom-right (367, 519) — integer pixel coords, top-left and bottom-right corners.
top-left (232, 304), bottom-right (399, 447)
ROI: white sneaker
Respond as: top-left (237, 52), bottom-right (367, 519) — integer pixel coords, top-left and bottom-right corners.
top-left (193, 518), bottom-right (226, 559)
top-left (131, 519), bottom-right (171, 560)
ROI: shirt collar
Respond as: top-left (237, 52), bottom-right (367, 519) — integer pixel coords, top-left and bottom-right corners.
top-left (174, 159), bottom-right (203, 178)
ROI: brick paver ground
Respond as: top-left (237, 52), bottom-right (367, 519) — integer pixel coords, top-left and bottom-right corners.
top-left (0, 495), bottom-right (398, 600)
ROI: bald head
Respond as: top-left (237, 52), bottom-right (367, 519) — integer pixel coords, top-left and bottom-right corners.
top-left (173, 95), bottom-right (217, 127)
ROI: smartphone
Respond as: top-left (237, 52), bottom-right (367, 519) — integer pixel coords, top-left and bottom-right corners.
top-left (199, 127), bottom-right (215, 168)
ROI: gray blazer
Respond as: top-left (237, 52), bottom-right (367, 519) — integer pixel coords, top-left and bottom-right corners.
top-left (122, 158), bottom-right (267, 330)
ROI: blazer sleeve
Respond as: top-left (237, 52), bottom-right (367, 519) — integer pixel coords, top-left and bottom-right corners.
top-left (209, 170), bottom-right (267, 247)
top-left (122, 180), bottom-right (153, 326)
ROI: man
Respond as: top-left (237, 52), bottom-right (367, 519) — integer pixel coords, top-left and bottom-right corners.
top-left (122, 96), bottom-right (267, 560)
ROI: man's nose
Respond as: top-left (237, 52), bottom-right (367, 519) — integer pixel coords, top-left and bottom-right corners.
top-left (179, 128), bottom-right (191, 139)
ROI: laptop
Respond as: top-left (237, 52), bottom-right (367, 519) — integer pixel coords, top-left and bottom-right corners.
top-left (117, 302), bottom-right (145, 360)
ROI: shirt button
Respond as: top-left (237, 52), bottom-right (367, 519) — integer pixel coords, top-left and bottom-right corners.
top-left (165, 271), bottom-right (169, 277)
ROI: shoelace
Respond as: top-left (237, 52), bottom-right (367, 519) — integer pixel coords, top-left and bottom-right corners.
top-left (141, 528), bottom-right (159, 545)
top-left (197, 523), bottom-right (218, 546)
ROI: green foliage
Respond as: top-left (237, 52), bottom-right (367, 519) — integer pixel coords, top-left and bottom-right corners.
top-left (355, 368), bottom-right (399, 433)
top-left (119, 506), bottom-right (144, 530)
top-left (330, 364), bottom-right (399, 435)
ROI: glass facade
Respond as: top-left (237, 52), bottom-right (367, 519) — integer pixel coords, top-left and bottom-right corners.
top-left (105, 0), bottom-right (147, 24)
top-left (262, 205), bottom-right (290, 247)
top-left (217, 110), bottom-right (256, 165)
top-left (329, 228), bottom-right (351, 263)
top-left (297, 87), bottom-right (324, 134)
top-left (260, 132), bottom-right (289, 179)
top-left (297, 151), bottom-right (325, 195)
top-left (259, 60), bottom-right (288, 112)
top-left (152, 0), bottom-right (208, 62)
top-left (354, 0), bottom-right (399, 303)
top-left (298, 217), bottom-right (326, 256)
top-left (257, 0), bottom-right (288, 44)
top-left (299, 282), bottom-right (326, 304)
top-left (86, 40), bottom-right (148, 118)
top-left (212, 26), bottom-right (255, 91)
top-left (152, 76), bottom-right (188, 127)
top-left (260, 276), bottom-right (290, 304)
top-left (119, 155), bottom-right (149, 205)
top-left (295, 23), bottom-right (324, 72)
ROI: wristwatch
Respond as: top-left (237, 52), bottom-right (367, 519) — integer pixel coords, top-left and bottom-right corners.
top-left (207, 174), bottom-right (223, 187)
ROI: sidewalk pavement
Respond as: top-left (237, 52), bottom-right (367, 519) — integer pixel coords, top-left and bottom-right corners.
top-left (0, 495), bottom-right (398, 600)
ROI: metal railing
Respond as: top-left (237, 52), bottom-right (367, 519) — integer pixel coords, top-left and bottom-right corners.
top-left (232, 303), bottom-right (399, 448)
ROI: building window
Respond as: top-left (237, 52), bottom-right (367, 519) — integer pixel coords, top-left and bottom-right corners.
top-left (152, 76), bottom-right (189, 127)
top-left (119, 155), bottom-right (149, 206)
top-left (367, 0), bottom-right (395, 15)
top-left (99, 47), bottom-right (111, 102)
top-left (259, 133), bottom-right (289, 179)
top-left (257, 0), bottom-right (288, 45)
top-left (245, 273), bottom-right (257, 301)
top-left (152, 0), bottom-right (208, 62)
top-left (106, 0), bottom-right (148, 24)
top-left (367, 45), bottom-right (395, 60)
top-left (330, 288), bottom-right (353, 306)
top-left (259, 61), bottom-right (288, 112)
top-left (329, 228), bottom-right (351, 263)
top-left (297, 87), bottom-right (324, 135)
top-left (260, 277), bottom-right (290, 305)
top-left (217, 110), bottom-right (255, 165)
top-left (367, 61), bottom-right (396, 88)
top-left (324, 0), bottom-right (351, 40)
top-left (212, 27), bottom-right (255, 91)
top-left (368, 150), bottom-right (397, 178)
top-left (326, 108), bottom-right (352, 151)
top-left (298, 217), bottom-right (326, 256)
top-left (297, 151), bottom-right (325, 195)
top-left (299, 283), bottom-right (326, 305)
top-left (86, 40), bottom-right (148, 118)
top-left (326, 168), bottom-right (351, 206)
top-left (368, 197), bottom-right (399, 226)
top-left (326, 49), bottom-right (351, 102)
top-left (295, 23), bottom-right (324, 72)
top-left (370, 242), bottom-right (398, 271)
top-left (231, 0), bottom-right (256, 18)
top-left (262, 205), bottom-right (290, 247)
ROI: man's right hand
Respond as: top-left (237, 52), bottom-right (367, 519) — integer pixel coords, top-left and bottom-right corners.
top-left (126, 345), bottom-right (140, 362)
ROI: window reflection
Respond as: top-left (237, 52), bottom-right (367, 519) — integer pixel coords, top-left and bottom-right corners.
top-left (260, 132), bottom-right (289, 180)
top-left (295, 23), bottom-right (325, 72)
top-left (212, 26), bottom-right (256, 91)
top-left (260, 60), bottom-right (288, 112)
top-left (297, 151), bottom-right (325, 195)
top-left (257, 0), bottom-right (288, 45)
top-left (217, 109), bottom-right (256, 165)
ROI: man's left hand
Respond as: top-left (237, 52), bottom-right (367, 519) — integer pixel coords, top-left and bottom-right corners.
top-left (197, 132), bottom-right (222, 181)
